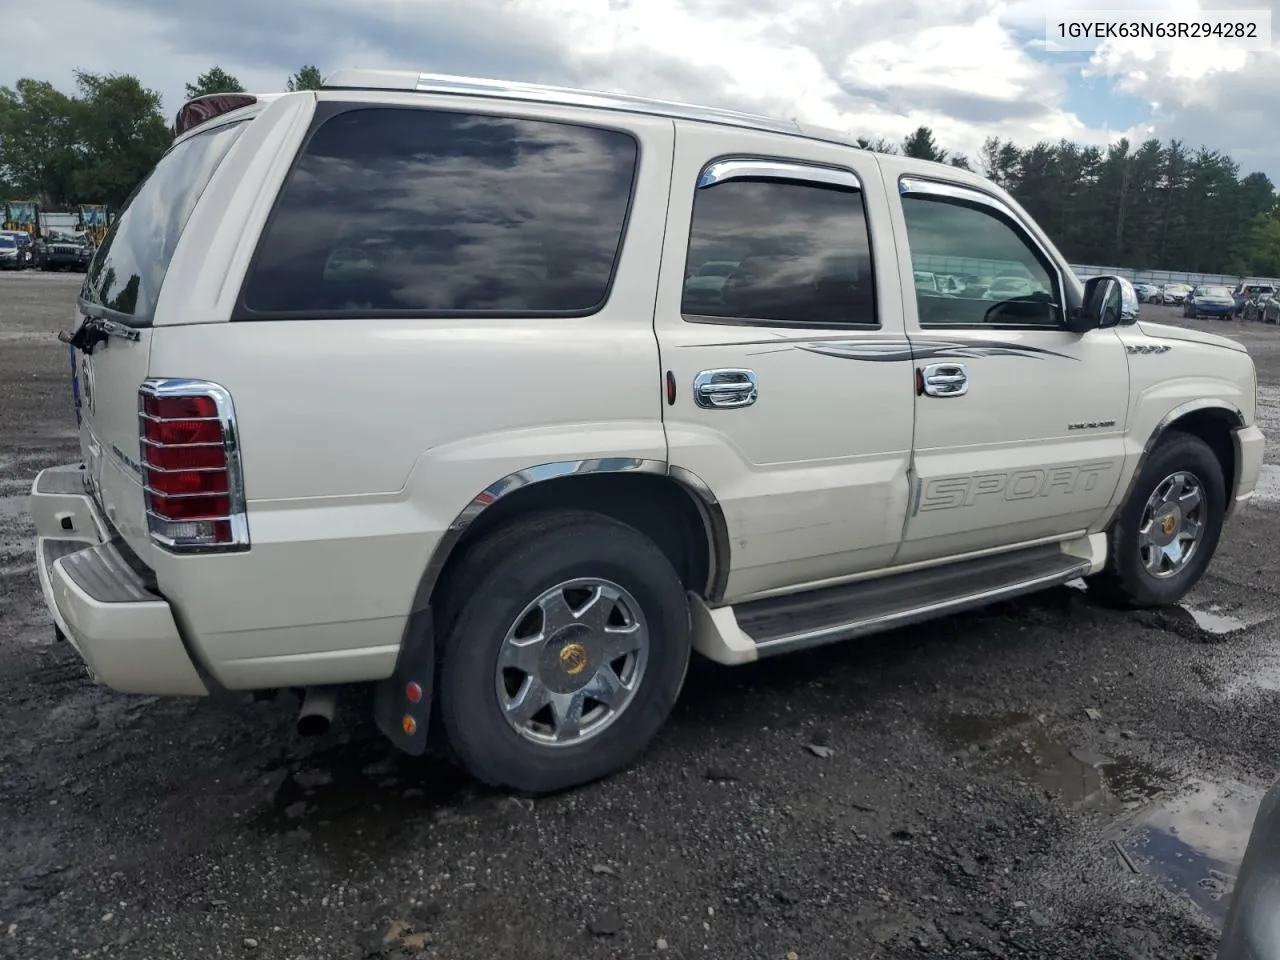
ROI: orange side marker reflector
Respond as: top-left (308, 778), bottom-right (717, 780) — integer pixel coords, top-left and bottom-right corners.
top-left (402, 714), bottom-right (417, 736)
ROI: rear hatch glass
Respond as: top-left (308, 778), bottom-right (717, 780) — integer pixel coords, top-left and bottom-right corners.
top-left (71, 119), bottom-right (247, 559)
top-left (80, 120), bottom-right (246, 326)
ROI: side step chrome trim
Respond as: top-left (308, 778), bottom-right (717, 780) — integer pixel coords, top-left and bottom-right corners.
top-left (740, 545), bottom-right (1090, 658)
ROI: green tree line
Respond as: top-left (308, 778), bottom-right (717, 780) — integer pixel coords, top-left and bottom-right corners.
top-left (0, 65), bottom-right (322, 209)
top-left (884, 125), bottom-right (1280, 277)
top-left (3, 67), bottom-right (1278, 276)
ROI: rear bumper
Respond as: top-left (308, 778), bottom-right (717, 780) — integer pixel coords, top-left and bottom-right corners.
top-left (30, 465), bottom-right (208, 696)
top-left (1229, 424), bottom-right (1267, 520)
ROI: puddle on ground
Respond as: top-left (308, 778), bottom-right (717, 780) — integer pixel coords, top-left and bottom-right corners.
top-left (993, 730), bottom-right (1163, 809)
top-left (937, 712), bottom-right (1166, 810)
top-left (0, 495), bottom-right (29, 519)
top-left (1222, 650), bottom-right (1280, 696)
top-left (939, 711), bottom-right (1268, 925)
top-left (1230, 664), bottom-right (1280, 694)
top-left (1183, 605), bottom-right (1250, 635)
top-left (1057, 579), bottom-right (1265, 637)
top-left (1116, 779), bottom-right (1264, 926)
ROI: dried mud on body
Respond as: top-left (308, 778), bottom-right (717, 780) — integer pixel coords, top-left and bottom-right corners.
top-left (2, 288), bottom-right (1279, 959)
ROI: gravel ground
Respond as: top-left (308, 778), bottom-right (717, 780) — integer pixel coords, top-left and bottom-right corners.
top-left (2, 272), bottom-right (1279, 960)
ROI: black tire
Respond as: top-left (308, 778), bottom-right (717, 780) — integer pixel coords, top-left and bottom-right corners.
top-left (1087, 431), bottom-right (1226, 608)
top-left (435, 508), bottom-right (692, 794)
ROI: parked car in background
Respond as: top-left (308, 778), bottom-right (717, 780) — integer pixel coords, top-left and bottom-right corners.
top-left (1162, 282), bottom-right (1193, 304)
top-left (32, 230), bottom-right (93, 272)
top-left (1232, 282), bottom-right (1276, 317)
top-left (934, 274), bottom-right (964, 294)
top-left (913, 270), bottom-right (938, 292)
top-left (683, 259), bottom-right (738, 299)
top-left (1243, 291), bottom-right (1277, 323)
top-left (1184, 285), bottom-right (1237, 319)
top-left (982, 275), bottom-right (1040, 299)
top-left (1265, 296), bottom-right (1280, 325)
top-left (1116, 276), bottom-right (1140, 320)
top-left (1132, 282), bottom-right (1157, 302)
top-left (1, 229), bottom-right (33, 268)
top-left (0, 235), bottom-right (20, 270)
top-left (1143, 285), bottom-right (1165, 304)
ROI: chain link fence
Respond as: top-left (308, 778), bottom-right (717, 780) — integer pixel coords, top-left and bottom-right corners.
top-left (1069, 264), bottom-right (1280, 288)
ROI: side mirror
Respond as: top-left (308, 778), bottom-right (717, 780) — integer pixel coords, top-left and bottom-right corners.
top-left (1071, 276), bottom-right (1123, 332)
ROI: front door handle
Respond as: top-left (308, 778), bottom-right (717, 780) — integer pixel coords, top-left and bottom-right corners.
top-left (920, 362), bottom-right (969, 397)
top-left (693, 368), bottom-right (758, 409)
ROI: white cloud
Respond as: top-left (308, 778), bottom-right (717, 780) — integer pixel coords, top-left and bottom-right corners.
top-left (1, 0), bottom-right (1277, 179)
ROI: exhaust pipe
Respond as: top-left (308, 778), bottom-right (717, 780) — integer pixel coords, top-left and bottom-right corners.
top-left (296, 686), bottom-right (337, 737)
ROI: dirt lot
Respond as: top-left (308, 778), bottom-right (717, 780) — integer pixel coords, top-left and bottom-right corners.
top-left (3, 272), bottom-right (1280, 960)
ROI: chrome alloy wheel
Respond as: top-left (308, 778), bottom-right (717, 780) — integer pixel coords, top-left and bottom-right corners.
top-left (495, 578), bottom-right (650, 746)
top-left (1138, 471), bottom-right (1206, 579)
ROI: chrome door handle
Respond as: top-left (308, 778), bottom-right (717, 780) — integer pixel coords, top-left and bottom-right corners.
top-left (920, 362), bottom-right (969, 397)
top-left (693, 368), bottom-right (758, 409)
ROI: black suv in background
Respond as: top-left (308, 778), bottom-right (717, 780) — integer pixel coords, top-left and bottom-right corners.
top-left (32, 231), bottom-right (93, 272)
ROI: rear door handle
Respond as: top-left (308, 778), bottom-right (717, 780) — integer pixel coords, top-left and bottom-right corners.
top-left (693, 368), bottom-right (758, 409)
top-left (920, 362), bottom-right (969, 397)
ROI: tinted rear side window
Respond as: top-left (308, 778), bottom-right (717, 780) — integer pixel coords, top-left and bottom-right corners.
top-left (681, 178), bottom-right (876, 327)
top-left (239, 107), bottom-right (639, 318)
top-left (81, 121), bottom-right (245, 324)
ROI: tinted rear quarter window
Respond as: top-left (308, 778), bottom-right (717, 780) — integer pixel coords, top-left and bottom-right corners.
top-left (82, 121), bottom-right (246, 323)
top-left (681, 177), bottom-right (876, 327)
top-left (239, 106), bottom-right (639, 318)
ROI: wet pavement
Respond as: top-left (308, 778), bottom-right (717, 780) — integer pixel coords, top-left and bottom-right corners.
top-left (1116, 780), bottom-right (1264, 925)
top-left (2, 274), bottom-right (1280, 959)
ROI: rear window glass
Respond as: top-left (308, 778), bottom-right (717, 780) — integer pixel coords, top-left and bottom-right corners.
top-left (239, 107), bottom-right (638, 318)
top-left (81, 121), bottom-right (245, 324)
top-left (682, 178), bottom-right (876, 326)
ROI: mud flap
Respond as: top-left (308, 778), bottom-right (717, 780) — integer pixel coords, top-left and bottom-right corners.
top-left (373, 606), bottom-right (434, 756)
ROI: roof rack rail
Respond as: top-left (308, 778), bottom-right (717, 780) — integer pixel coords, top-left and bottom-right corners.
top-left (321, 69), bottom-right (804, 137)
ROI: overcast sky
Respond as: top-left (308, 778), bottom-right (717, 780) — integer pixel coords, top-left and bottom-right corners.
top-left (5, 0), bottom-right (1280, 181)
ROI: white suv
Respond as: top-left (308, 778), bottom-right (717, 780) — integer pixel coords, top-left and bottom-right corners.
top-left (30, 72), bottom-right (1265, 794)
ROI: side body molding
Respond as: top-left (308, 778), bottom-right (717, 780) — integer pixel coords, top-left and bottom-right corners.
top-left (413, 458), bottom-right (732, 611)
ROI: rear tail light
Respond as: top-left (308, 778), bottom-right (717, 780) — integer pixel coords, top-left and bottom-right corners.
top-left (138, 379), bottom-right (249, 552)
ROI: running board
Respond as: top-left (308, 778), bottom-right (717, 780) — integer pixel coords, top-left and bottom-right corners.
top-left (736, 544), bottom-right (1090, 658)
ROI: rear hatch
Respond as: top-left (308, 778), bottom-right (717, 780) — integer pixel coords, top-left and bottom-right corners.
top-left (71, 119), bottom-right (248, 559)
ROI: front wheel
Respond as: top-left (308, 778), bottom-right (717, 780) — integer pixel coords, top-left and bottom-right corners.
top-left (1087, 432), bottom-right (1226, 608)
top-left (436, 509), bottom-right (692, 794)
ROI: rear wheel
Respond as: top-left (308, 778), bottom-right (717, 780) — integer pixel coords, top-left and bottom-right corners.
top-left (436, 509), bottom-right (692, 794)
top-left (1088, 431), bottom-right (1226, 608)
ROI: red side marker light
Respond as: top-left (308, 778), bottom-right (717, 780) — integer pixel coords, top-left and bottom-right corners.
top-left (405, 681), bottom-right (423, 703)
top-left (665, 370), bottom-right (677, 405)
